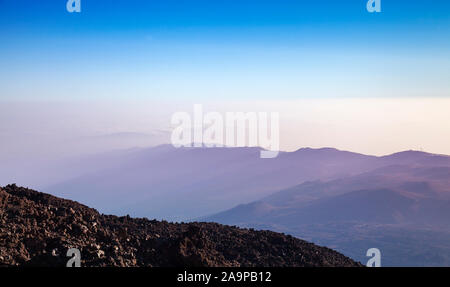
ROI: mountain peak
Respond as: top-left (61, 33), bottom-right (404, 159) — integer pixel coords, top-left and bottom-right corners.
top-left (384, 150), bottom-right (430, 158)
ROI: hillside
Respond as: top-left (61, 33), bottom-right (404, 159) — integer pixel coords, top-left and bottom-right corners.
top-left (39, 146), bottom-right (450, 221)
top-left (41, 145), bottom-right (378, 220)
top-left (0, 184), bottom-right (360, 267)
top-left (204, 165), bottom-right (450, 266)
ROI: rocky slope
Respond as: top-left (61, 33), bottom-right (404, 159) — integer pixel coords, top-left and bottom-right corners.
top-left (0, 184), bottom-right (360, 267)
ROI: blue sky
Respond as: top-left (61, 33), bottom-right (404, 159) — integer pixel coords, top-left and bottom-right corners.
top-left (1, 0), bottom-right (449, 100)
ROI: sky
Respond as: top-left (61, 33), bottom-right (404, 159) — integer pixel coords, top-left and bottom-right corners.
top-left (0, 0), bottom-right (449, 100)
top-left (0, 0), bottom-right (449, 158)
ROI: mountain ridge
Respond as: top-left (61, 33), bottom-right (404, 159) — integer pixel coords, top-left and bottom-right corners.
top-left (40, 145), bottom-right (450, 220)
top-left (203, 162), bottom-right (450, 266)
top-left (0, 184), bottom-right (361, 267)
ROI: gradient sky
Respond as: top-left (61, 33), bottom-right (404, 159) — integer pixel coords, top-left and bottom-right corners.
top-left (1, 0), bottom-right (450, 160)
top-left (1, 0), bottom-right (449, 100)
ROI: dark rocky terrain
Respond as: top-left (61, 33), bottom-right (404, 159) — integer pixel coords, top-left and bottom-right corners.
top-left (0, 184), bottom-right (360, 267)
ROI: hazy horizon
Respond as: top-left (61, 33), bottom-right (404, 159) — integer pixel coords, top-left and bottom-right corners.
top-left (2, 1), bottom-right (449, 163)
top-left (1, 98), bottom-right (450, 165)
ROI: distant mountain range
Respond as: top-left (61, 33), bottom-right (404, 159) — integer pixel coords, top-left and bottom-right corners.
top-left (204, 156), bottom-right (450, 266)
top-left (43, 145), bottom-right (450, 222)
top-left (7, 144), bottom-right (450, 266)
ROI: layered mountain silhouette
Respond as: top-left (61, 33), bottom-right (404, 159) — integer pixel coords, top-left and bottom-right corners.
top-left (6, 145), bottom-right (450, 266)
top-left (0, 184), bottom-right (360, 267)
top-left (204, 163), bottom-right (450, 266)
top-left (42, 145), bottom-right (450, 221)
top-left (42, 145), bottom-right (378, 220)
